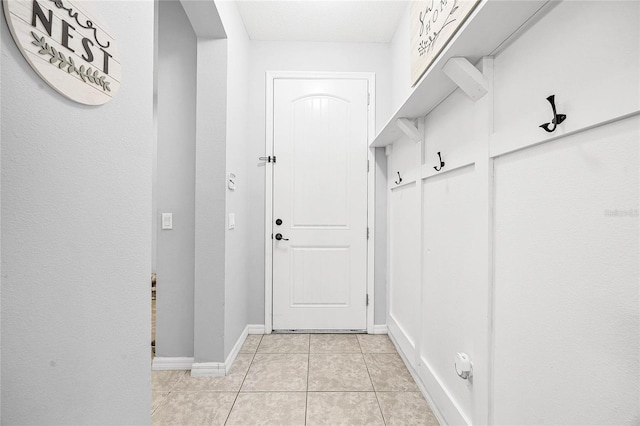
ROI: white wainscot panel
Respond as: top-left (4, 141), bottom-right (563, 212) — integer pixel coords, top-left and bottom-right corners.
top-left (493, 116), bottom-right (639, 425)
top-left (388, 134), bottom-right (420, 190)
top-left (492, 0), bottom-right (640, 156)
top-left (420, 164), bottom-right (477, 425)
top-left (389, 182), bottom-right (420, 350)
top-left (423, 88), bottom-right (477, 173)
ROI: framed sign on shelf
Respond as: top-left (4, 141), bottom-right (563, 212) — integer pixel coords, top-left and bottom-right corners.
top-left (410, 0), bottom-right (480, 87)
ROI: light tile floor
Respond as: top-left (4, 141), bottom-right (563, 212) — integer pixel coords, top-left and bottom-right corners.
top-left (152, 334), bottom-right (440, 425)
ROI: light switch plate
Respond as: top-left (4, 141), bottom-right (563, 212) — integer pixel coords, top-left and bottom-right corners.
top-left (162, 213), bottom-right (173, 230)
top-left (228, 213), bottom-right (235, 230)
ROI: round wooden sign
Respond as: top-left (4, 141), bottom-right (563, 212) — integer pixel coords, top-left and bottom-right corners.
top-left (2, 0), bottom-right (121, 105)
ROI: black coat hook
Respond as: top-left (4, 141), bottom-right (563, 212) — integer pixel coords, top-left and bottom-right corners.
top-left (539, 95), bottom-right (567, 133)
top-left (395, 171), bottom-right (403, 185)
top-left (433, 152), bottom-right (445, 172)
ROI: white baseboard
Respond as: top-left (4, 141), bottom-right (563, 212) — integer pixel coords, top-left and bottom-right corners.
top-left (247, 324), bottom-right (265, 334)
top-left (372, 324), bottom-right (388, 334)
top-left (415, 355), bottom-right (471, 426)
top-left (151, 325), bottom-right (265, 374)
top-left (387, 319), bottom-right (470, 426)
top-left (223, 324), bottom-right (251, 375)
top-left (191, 362), bottom-right (225, 377)
top-left (387, 316), bottom-right (416, 362)
top-left (193, 324), bottom-right (264, 377)
top-left (151, 357), bottom-right (194, 371)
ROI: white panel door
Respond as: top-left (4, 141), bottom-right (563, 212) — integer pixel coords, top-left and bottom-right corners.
top-left (272, 78), bottom-right (369, 330)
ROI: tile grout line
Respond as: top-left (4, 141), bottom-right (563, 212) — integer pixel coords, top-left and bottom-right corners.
top-left (152, 335), bottom-right (418, 424)
top-left (223, 334), bottom-right (263, 426)
top-left (150, 379), bottom-right (166, 417)
top-left (151, 370), bottom-right (187, 418)
top-left (306, 336), bottom-right (312, 423)
top-left (361, 342), bottom-right (388, 426)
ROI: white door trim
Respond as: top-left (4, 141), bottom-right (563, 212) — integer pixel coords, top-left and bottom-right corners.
top-left (264, 71), bottom-right (376, 334)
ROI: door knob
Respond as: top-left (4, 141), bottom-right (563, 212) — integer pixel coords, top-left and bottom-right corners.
top-left (275, 233), bottom-right (289, 241)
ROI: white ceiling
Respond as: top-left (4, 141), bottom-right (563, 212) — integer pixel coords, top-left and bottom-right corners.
top-left (234, 1), bottom-right (409, 43)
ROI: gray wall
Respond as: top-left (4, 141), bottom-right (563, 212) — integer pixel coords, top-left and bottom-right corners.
top-left (215, 0), bottom-right (252, 359)
top-left (374, 148), bottom-right (388, 325)
top-left (156, 0), bottom-right (230, 363)
top-left (1, 1), bottom-right (154, 423)
top-left (155, 0), bottom-right (197, 358)
top-left (193, 37), bottom-right (227, 363)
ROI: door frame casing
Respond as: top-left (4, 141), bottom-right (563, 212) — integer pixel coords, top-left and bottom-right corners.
top-left (264, 71), bottom-right (376, 334)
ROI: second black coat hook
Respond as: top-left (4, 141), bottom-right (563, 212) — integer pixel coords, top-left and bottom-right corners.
top-left (395, 171), bottom-right (403, 185)
top-left (434, 152), bottom-right (445, 172)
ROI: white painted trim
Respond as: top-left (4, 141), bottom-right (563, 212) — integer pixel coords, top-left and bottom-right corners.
top-left (414, 117), bottom-right (425, 382)
top-left (389, 179), bottom-right (417, 191)
top-left (474, 56), bottom-right (495, 425)
top-left (442, 57), bottom-right (489, 101)
top-left (264, 71), bottom-right (376, 334)
top-left (387, 315), bottom-right (416, 365)
top-left (151, 357), bottom-right (194, 371)
top-left (372, 324), bottom-right (388, 334)
top-left (190, 362), bottom-right (225, 377)
top-left (387, 330), bottom-right (448, 426)
top-left (415, 356), bottom-right (471, 426)
top-left (264, 71), bottom-right (376, 81)
top-left (366, 73), bottom-right (376, 335)
top-left (222, 324), bottom-right (250, 376)
top-left (247, 324), bottom-right (266, 334)
top-left (388, 322), bottom-right (470, 426)
top-left (421, 161), bottom-right (476, 181)
top-left (264, 71), bottom-right (275, 335)
top-left (189, 324), bottom-right (266, 377)
top-left (396, 118), bottom-right (422, 143)
top-left (489, 110), bottom-right (640, 159)
top-left (388, 166), bottom-right (419, 191)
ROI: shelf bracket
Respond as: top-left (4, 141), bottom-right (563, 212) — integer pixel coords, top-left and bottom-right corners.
top-left (443, 57), bottom-right (488, 101)
top-left (384, 144), bottom-right (393, 157)
top-left (395, 118), bottom-right (422, 143)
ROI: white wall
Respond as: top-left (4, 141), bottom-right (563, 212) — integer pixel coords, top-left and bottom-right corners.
top-left (245, 40), bottom-right (392, 326)
top-left (387, 134), bottom-right (420, 350)
top-left (213, 0), bottom-right (253, 359)
top-left (384, 1), bottom-right (639, 424)
top-left (1, 1), bottom-right (154, 423)
top-left (389, 2), bottom-right (411, 114)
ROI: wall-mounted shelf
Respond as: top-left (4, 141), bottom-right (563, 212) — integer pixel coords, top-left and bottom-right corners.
top-left (370, 0), bottom-right (555, 148)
